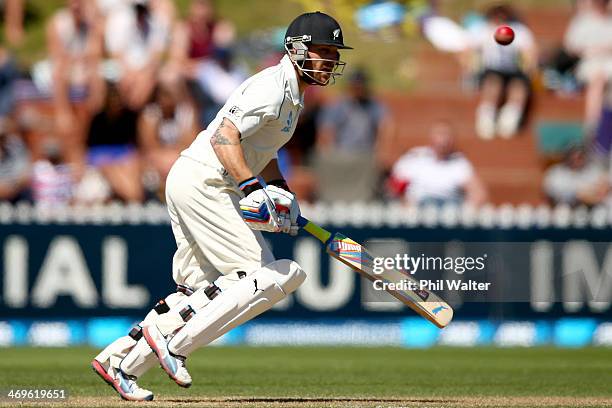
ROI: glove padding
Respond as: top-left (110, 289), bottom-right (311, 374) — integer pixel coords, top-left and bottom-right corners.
top-left (238, 179), bottom-right (300, 235)
top-left (264, 185), bottom-right (300, 236)
top-left (239, 188), bottom-right (283, 233)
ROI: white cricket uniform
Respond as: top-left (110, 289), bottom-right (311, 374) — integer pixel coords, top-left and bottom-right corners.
top-left (93, 55), bottom-right (306, 383)
top-left (167, 54), bottom-right (304, 289)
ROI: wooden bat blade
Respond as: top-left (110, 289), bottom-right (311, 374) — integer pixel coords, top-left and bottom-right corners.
top-left (326, 233), bottom-right (454, 328)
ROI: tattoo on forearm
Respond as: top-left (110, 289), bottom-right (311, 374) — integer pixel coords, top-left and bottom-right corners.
top-left (211, 119), bottom-right (240, 146)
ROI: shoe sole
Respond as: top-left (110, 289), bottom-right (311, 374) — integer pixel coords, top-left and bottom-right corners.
top-left (142, 327), bottom-right (191, 388)
top-left (91, 359), bottom-right (154, 402)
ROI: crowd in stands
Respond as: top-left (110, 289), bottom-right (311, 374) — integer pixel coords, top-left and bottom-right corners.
top-left (0, 0), bottom-right (610, 210)
top-left (0, 0), bottom-right (239, 206)
top-left (541, 0), bottom-right (612, 207)
top-left (423, 1), bottom-right (612, 207)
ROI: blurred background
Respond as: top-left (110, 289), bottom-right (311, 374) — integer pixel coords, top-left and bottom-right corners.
top-left (0, 0), bottom-right (611, 349)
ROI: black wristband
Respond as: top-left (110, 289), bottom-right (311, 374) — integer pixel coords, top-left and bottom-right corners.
top-left (267, 178), bottom-right (291, 192)
top-left (239, 177), bottom-right (263, 196)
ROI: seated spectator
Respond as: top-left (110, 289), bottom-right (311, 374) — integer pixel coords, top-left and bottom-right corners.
top-left (564, 0), bottom-right (612, 136)
top-left (313, 69), bottom-right (395, 201)
top-left (387, 121), bottom-right (488, 207)
top-left (138, 80), bottom-right (197, 197)
top-left (3, 0), bottom-right (24, 46)
top-left (104, 0), bottom-right (174, 110)
top-left (192, 47), bottom-right (248, 125)
top-left (316, 68), bottom-right (393, 157)
top-left (466, 5), bottom-right (538, 140)
top-left (168, 0), bottom-right (237, 125)
top-left (85, 83), bottom-right (142, 203)
top-left (0, 46), bottom-right (19, 117)
top-left (595, 86), bottom-right (612, 154)
top-left (31, 140), bottom-right (74, 208)
top-left (0, 116), bottom-right (30, 203)
top-left (168, 0), bottom-right (235, 78)
top-left (543, 146), bottom-right (609, 206)
top-left (46, 0), bottom-right (105, 158)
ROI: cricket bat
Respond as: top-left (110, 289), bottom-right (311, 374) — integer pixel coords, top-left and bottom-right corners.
top-left (297, 216), bottom-right (453, 328)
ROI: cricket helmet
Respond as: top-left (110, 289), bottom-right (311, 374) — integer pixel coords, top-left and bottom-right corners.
top-left (284, 11), bottom-right (352, 85)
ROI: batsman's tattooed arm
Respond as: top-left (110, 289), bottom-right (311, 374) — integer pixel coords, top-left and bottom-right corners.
top-left (210, 118), bottom-right (253, 182)
top-left (210, 118), bottom-right (241, 146)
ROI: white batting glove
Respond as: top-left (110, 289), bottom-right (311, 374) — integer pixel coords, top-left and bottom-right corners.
top-left (265, 184), bottom-right (300, 236)
top-left (238, 177), bottom-right (282, 233)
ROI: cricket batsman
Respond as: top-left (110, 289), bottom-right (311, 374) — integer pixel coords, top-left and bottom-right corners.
top-left (91, 11), bottom-right (351, 401)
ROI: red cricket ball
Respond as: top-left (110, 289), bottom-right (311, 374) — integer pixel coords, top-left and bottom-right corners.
top-left (494, 25), bottom-right (515, 46)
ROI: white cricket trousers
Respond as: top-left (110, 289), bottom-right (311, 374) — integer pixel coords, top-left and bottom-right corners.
top-left (165, 155), bottom-right (275, 290)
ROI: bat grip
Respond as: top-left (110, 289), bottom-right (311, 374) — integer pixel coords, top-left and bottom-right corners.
top-left (296, 215), bottom-right (308, 228)
top-left (296, 216), bottom-right (332, 244)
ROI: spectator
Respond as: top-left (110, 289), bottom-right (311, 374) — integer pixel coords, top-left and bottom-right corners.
top-left (564, 0), bottom-right (612, 136)
top-left (168, 0), bottom-right (235, 79)
top-left (85, 83), bottom-right (142, 203)
top-left (316, 68), bottom-right (393, 157)
top-left (313, 68), bottom-right (395, 201)
top-left (104, 0), bottom-right (174, 110)
top-left (31, 140), bottom-right (74, 208)
top-left (192, 47), bottom-right (248, 125)
top-left (466, 5), bottom-right (538, 140)
top-left (3, 0), bottom-right (24, 46)
top-left (387, 121), bottom-right (488, 207)
top-left (543, 146), bottom-right (609, 206)
top-left (46, 0), bottom-right (105, 155)
top-left (168, 0), bottom-right (238, 125)
top-left (0, 47), bottom-right (19, 117)
top-left (0, 117), bottom-right (30, 203)
top-left (138, 80), bottom-right (197, 197)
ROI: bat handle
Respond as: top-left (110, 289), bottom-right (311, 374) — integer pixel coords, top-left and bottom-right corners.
top-left (296, 215), bottom-right (308, 228)
top-left (296, 215), bottom-right (332, 244)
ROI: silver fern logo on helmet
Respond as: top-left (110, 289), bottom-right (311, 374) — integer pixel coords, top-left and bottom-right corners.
top-left (333, 28), bottom-right (340, 40)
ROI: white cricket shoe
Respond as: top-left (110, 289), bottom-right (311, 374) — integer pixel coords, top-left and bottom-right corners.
top-left (476, 104), bottom-right (496, 140)
top-left (142, 325), bottom-right (192, 388)
top-left (497, 103), bottom-right (522, 139)
top-left (91, 359), bottom-right (154, 401)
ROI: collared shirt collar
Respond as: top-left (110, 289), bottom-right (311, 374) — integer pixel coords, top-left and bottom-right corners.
top-left (280, 55), bottom-right (304, 107)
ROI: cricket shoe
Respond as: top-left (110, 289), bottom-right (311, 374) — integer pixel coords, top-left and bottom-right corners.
top-left (91, 359), bottom-right (154, 401)
top-left (142, 325), bottom-right (192, 388)
top-left (476, 104), bottom-right (496, 140)
top-left (497, 103), bottom-right (522, 139)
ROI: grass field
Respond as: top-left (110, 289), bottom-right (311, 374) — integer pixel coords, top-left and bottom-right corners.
top-left (0, 346), bottom-right (610, 407)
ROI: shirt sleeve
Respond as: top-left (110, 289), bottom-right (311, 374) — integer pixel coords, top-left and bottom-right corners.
top-left (220, 82), bottom-right (281, 139)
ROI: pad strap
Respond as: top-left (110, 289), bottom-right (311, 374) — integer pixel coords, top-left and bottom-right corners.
top-left (176, 284), bottom-right (194, 296)
top-left (204, 283), bottom-right (221, 300)
top-left (154, 299), bottom-right (170, 314)
top-left (128, 324), bottom-right (143, 341)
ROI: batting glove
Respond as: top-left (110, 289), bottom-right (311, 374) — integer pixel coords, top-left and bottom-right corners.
top-left (238, 177), bottom-right (283, 233)
top-left (265, 183), bottom-right (300, 236)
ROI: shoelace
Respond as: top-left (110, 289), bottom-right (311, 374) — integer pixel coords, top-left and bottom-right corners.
top-left (175, 355), bottom-right (187, 369)
top-left (119, 371), bottom-right (140, 392)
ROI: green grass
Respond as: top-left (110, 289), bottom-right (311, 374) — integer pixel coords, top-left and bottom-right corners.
top-left (0, 346), bottom-right (610, 407)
